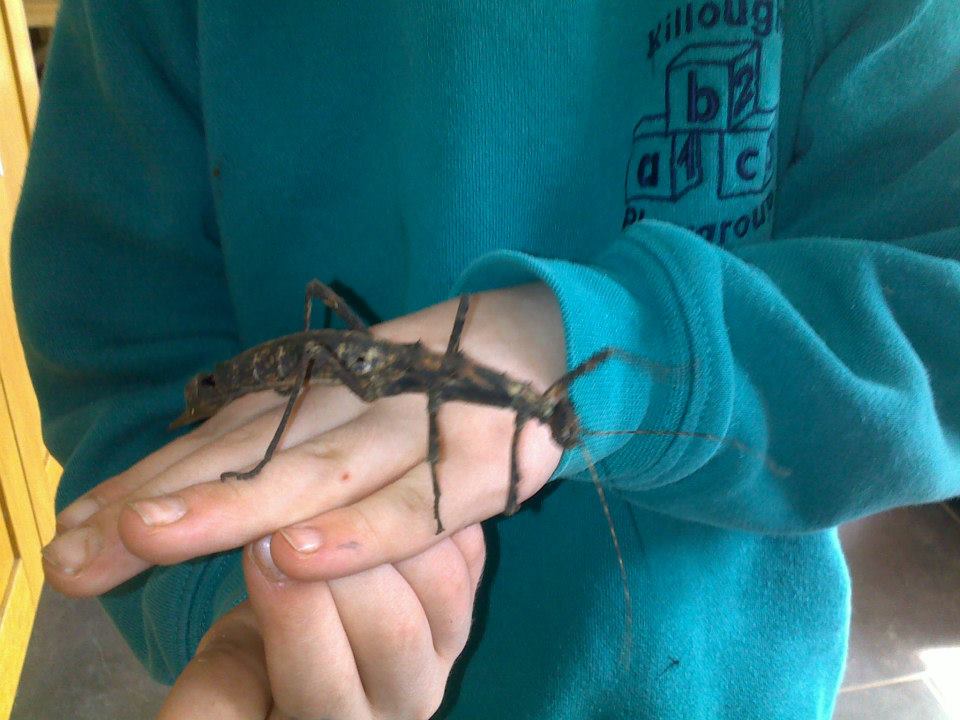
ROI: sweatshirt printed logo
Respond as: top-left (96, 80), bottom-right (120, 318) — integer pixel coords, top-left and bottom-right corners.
top-left (626, 41), bottom-right (776, 203)
top-left (646, 0), bottom-right (782, 61)
top-left (622, 1), bottom-right (783, 245)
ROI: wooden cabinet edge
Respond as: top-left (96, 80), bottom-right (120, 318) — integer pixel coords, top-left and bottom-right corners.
top-left (0, 564), bottom-right (38, 719)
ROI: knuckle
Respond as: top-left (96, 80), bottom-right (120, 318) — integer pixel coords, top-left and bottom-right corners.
top-left (276, 684), bottom-right (355, 720)
top-left (190, 641), bottom-right (264, 689)
top-left (195, 634), bottom-right (245, 662)
top-left (369, 676), bottom-right (446, 720)
top-left (456, 526), bottom-right (487, 570)
top-left (414, 674), bottom-right (449, 720)
top-left (432, 573), bottom-right (475, 646)
top-left (431, 544), bottom-right (473, 597)
top-left (186, 418), bottom-right (219, 443)
top-left (302, 441), bottom-right (352, 483)
top-left (390, 613), bottom-right (426, 652)
top-left (447, 565), bottom-right (475, 610)
top-left (348, 503), bottom-right (388, 555)
top-left (196, 612), bottom-right (260, 658)
top-left (219, 421), bottom-right (265, 453)
top-left (395, 482), bottom-right (432, 521)
top-left (200, 474), bottom-right (250, 505)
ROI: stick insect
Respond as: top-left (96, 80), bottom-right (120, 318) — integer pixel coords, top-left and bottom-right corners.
top-left (171, 279), bottom-right (788, 664)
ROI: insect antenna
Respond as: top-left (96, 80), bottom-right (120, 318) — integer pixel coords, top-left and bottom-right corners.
top-left (549, 347), bottom-right (689, 395)
top-left (573, 420), bottom-right (791, 670)
top-left (577, 440), bottom-right (633, 671)
top-left (579, 427), bottom-right (791, 477)
top-left (597, 347), bottom-right (692, 385)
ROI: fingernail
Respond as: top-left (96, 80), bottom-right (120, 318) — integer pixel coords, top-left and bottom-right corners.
top-left (279, 527), bottom-right (323, 554)
top-left (127, 496), bottom-right (188, 527)
top-left (42, 526), bottom-right (103, 575)
top-left (57, 496), bottom-right (100, 531)
top-left (252, 536), bottom-right (287, 583)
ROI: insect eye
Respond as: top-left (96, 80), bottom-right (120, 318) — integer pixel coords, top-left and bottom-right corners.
top-left (350, 355), bottom-right (373, 374)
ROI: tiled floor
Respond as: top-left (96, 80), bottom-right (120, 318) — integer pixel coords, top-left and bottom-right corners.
top-left (10, 591), bottom-right (166, 719)
top-left (834, 502), bottom-right (960, 719)
top-left (11, 503), bottom-right (960, 719)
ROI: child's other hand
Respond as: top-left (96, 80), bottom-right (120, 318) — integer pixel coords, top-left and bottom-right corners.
top-left (41, 283), bottom-right (564, 596)
top-left (157, 525), bottom-right (484, 720)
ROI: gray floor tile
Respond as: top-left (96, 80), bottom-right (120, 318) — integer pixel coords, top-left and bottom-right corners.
top-left (11, 588), bottom-right (167, 720)
top-left (839, 504), bottom-right (960, 688)
top-left (833, 680), bottom-right (949, 720)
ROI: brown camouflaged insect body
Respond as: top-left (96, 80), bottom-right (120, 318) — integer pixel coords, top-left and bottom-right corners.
top-left (170, 330), bottom-right (342, 429)
top-left (171, 327), bottom-right (577, 450)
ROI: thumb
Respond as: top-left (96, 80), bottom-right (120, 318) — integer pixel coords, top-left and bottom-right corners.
top-left (156, 602), bottom-right (271, 720)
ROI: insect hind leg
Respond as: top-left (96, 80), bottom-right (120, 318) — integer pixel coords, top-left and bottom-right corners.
top-left (445, 294), bottom-right (470, 355)
top-left (303, 279), bottom-right (369, 332)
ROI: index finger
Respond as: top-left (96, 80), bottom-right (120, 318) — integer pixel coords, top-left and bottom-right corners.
top-left (56, 390), bottom-right (287, 531)
top-left (43, 391), bottom-right (292, 597)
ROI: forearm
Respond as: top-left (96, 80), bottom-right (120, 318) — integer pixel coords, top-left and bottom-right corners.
top-left (453, 0), bottom-right (960, 533)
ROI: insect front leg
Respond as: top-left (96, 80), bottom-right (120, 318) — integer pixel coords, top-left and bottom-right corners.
top-left (221, 358), bottom-right (315, 481)
top-left (427, 390), bottom-right (444, 534)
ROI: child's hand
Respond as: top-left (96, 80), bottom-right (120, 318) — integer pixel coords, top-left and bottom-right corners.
top-left (42, 283), bottom-right (565, 595)
top-left (157, 525), bottom-right (485, 720)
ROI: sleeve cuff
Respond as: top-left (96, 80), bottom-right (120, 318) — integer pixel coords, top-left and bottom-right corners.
top-left (451, 237), bottom-right (677, 481)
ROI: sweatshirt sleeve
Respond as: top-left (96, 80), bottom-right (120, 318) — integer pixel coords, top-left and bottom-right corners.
top-left (11, 0), bottom-right (247, 683)
top-left (455, 0), bottom-right (960, 534)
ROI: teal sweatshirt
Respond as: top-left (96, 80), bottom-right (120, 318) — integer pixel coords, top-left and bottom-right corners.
top-left (12, 0), bottom-right (960, 717)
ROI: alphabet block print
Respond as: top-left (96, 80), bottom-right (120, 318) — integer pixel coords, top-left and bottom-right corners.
top-left (626, 116), bottom-right (703, 202)
top-left (624, 40), bottom-right (777, 205)
top-left (718, 112), bottom-right (777, 197)
top-left (666, 42), bottom-right (761, 133)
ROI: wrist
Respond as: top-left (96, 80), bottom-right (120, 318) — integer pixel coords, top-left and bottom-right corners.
top-left (460, 283), bottom-right (566, 393)
top-left (374, 283), bottom-right (567, 393)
